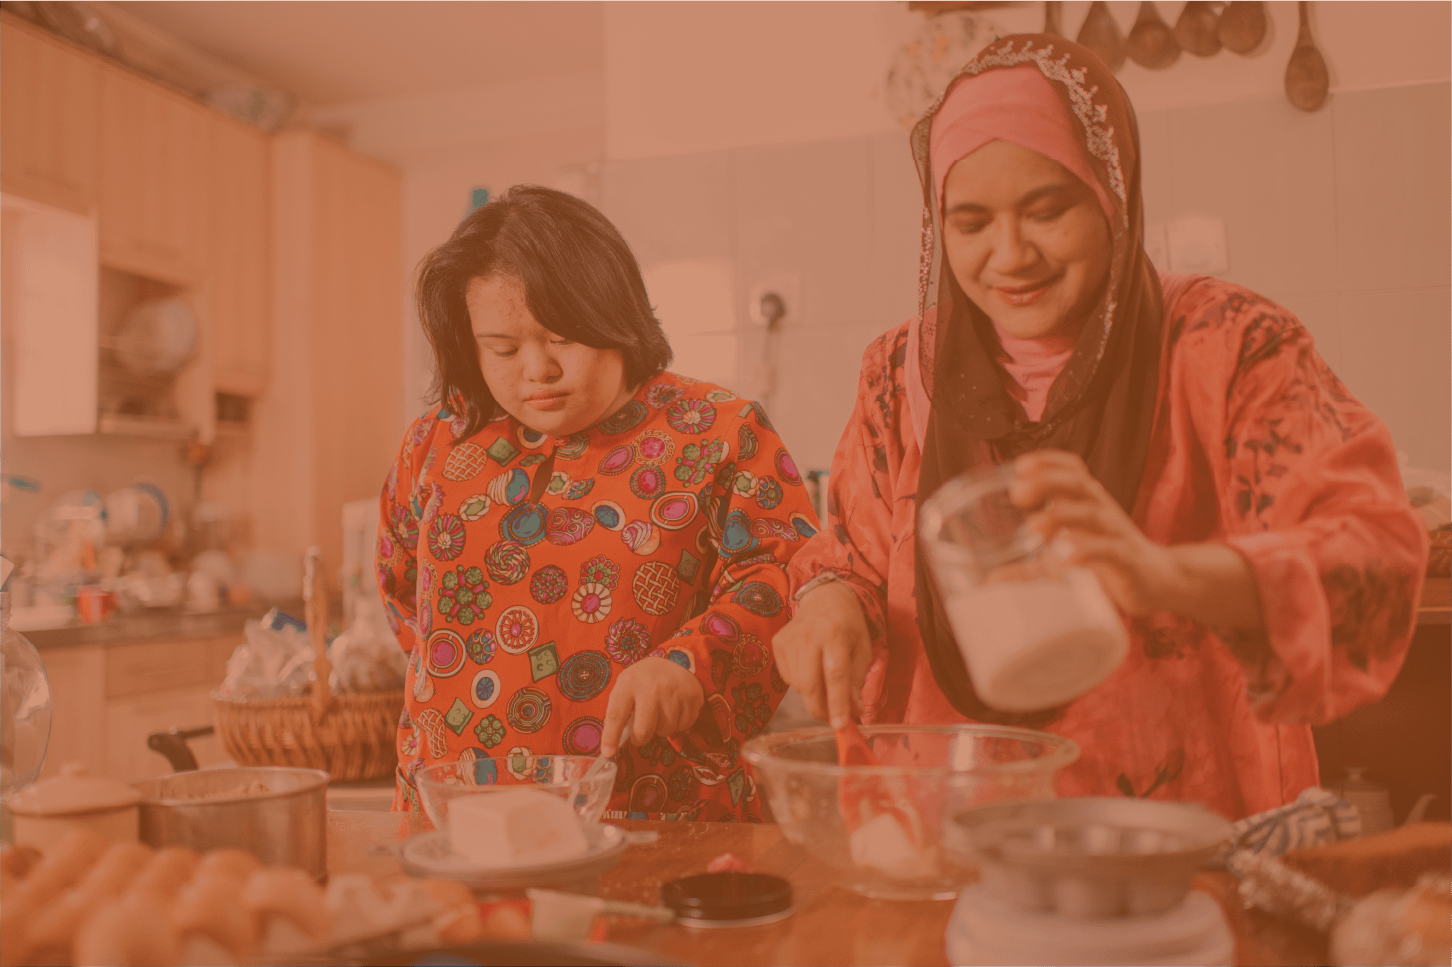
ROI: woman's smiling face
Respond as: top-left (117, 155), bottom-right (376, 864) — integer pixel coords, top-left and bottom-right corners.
top-left (467, 274), bottom-right (636, 437)
top-left (941, 139), bottom-right (1112, 340)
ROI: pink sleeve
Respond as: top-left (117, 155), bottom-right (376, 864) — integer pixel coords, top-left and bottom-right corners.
top-left (1189, 288), bottom-right (1428, 725)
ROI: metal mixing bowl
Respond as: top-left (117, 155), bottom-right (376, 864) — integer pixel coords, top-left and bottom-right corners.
top-left (133, 766), bottom-right (329, 878)
top-left (742, 725), bottom-right (1080, 900)
top-left (944, 797), bottom-right (1235, 917)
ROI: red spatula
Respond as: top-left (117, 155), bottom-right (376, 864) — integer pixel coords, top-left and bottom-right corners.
top-left (835, 722), bottom-right (923, 851)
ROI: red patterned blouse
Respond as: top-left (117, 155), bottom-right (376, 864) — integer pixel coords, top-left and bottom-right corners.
top-left (377, 371), bottom-right (817, 821)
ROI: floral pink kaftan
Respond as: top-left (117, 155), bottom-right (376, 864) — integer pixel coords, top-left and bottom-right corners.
top-left (787, 272), bottom-right (1428, 821)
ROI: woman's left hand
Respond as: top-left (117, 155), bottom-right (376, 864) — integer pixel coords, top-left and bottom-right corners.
top-left (599, 656), bottom-right (705, 758)
top-left (1010, 450), bottom-right (1179, 616)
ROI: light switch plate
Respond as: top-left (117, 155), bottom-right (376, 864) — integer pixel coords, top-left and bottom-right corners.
top-left (1166, 215), bottom-right (1229, 276)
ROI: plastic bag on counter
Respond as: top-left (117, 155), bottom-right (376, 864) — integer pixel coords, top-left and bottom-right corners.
top-left (215, 608), bottom-right (317, 701)
top-left (328, 596), bottom-right (407, 694)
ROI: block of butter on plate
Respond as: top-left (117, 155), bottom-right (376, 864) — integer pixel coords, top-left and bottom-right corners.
top-left (448, 789), bottom-right (591, 868)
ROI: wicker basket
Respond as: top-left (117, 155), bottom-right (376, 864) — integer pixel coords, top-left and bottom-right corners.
top-left (212, 549), bottom-right (401, 783)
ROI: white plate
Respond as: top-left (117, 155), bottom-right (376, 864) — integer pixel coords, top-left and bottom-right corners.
top-left (400, 822), bottom-right (628, 890)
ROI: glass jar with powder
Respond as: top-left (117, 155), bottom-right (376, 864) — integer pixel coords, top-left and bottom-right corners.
top-left (918, 465), bottom-right (1128, 712)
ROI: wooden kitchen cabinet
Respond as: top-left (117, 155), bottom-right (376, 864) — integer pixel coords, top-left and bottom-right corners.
top-left (38, 645), bottom-right (107, 780)
top-left (207, 115), bottom-right (271, 397)
top-left (97, 60), bottom-right (208, 286)
top-left (0, 16), bottom-right (99, 215)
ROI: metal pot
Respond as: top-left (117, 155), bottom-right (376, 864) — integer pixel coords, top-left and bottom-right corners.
top-left (132, 767), bottom-right (329, 879)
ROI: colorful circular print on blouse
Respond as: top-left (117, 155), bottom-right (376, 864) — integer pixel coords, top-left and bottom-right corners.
top-left (495, 605), bottom-right (540, 654)
top-left (426, 629), bottom-right (468, 678)
top-left (466, 629), bottom-right (496, 664)
top-left (517, 426), bottom-right (548, 449)
top-left (529, 564), bottom-right (569, 604)
top-left (789, 512), bottom-right (818, 539)
top-left (604, 617), bottom-right (651, 666)
top-left (599, 400), bottom-right (648, 435)
top-left (487, 468), bottom-right (532, 506)
top-left (470, 669), bottom-right (502, 709)
top-left (666, 399), bottom-right (716, 434)
top-left (620, 520), bottom-right (661, 556)
top-left (732, 634), bottom-right (770, 677)
top-left (505, 747), bottom-right (535, 780)
top-left (737, 423), bottom-right (759, 461)
top-left (719, 509), bottom-right (758, 555)
top-left (632, 560), bottom-right (680, 616)
top-left (580, 555), bottom-right (620, 589)
top-left (555, 433), bottom-right (590, 461)
top-left (731, 581), bottom-right (783, 617)
top-left (774, 448), bottom-right (802, 486)
top-left (545, 506), bottom-right (595, 546)
top-left (483, 540), bottom-right (530, 585)
top-left (571, 583), bottom-right (613, 624)
top-left (664, 649), bottom-right (694, 673)
top-left (752, 517), bottom-right (800, 542)
top-left (458, 493), bottom-right (492, 522)
top-left (700, 610), bottom-right (741, 643)
top-left (562, 716), bottom-right (604, 756)
top-left (630, 774), bottom-right (669, 813)
top-left (598, 444), bottom-right (635, 476)
top-left (457, 747), bottom-right (499, 785)
top-left (629, 465), bottom-right (668, 500)
top-left (507, 688), bottom-right (551, 733)
top-left (592, 499), bottom-right (626, 531)
top-left (557, 650), bottom-right (611, 703)
top-left (649, 492), bottom-right (699, 531)
top-left (437, 565), bottom-right (490, 627)
top-left (644, 383), bottom-right (685, 409)
top-left (500, 502), bottom-right (548, 547)
top-left (427, 514), bottom-right (466, 561)
top-left (633, 430), bottom-right (674, 464)
top-left (546, 470), bottom-right (572, 496)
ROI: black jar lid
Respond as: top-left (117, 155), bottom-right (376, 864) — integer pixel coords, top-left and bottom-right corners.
top-left (660, 872), bottom-right (794, 927)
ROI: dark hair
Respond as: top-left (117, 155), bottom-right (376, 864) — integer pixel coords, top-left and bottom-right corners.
top-left (416, 185), bottom-right (672, 439)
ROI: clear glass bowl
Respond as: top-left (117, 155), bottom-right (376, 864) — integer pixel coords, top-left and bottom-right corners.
top-left (1, 594), bottom-right (52, 800)
top-left (414, 755), bottom-right (617, 833)
top-left (742, 724), bottom-right (1079, 900)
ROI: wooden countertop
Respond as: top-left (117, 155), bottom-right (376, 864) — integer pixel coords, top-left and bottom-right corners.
top-left (326, 811), bottom-right (1327, 967)
top-left (1419, 576), bottom-right (1450, 626)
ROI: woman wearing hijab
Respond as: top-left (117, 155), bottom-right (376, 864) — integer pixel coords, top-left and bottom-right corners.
top-left (772, 36), bottom-right (1427, 820)
top-left (380, 186), bottom-right (815, 821)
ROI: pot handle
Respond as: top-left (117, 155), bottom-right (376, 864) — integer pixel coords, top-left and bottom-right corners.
top-left (147, 725), bottom-right (215, 772)
top-left (305, 547), bottom-right (334, 724)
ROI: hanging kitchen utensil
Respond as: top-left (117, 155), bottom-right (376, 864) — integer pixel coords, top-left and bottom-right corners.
top-left (1127, 2), bottom-right (1180, 69)
top-left (1043, 0), bottom-right (1063, 37)
top-left (1284, 0), bottom-right (1329, 112)
top-left (1218, 0), bottom-right (1266, 55)
top-left (305, 547), bottom-right (334, 726)
top-left (1174, 1), bottom-right (1222, 57)
top-left (1076, 1), bottom-right (1126, 73)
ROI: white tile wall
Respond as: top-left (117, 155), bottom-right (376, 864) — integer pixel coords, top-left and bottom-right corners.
top-left (1337, 288), bottom-right (1452, 472)
top-left (1332, 83), bottom-right (1452, 293)
top-left (602, 82), bottom-right (1451, 477)
top-left (1167, 97), bottom-right (1340, 298)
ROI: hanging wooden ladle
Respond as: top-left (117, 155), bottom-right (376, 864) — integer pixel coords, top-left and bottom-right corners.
top-left (1285, 1), bottom-right (1329, 111)
top-left (1174, 1), bottom-right (1222, 57)
top-left (1043, 0), bottom-right (1063, 37)
top-left (1127, 2), bottom-right (1179, 69)
top-left (1218, 0), bottom-right (1266, 55)
top-left (1076, 0), bottom-right (1126, 73)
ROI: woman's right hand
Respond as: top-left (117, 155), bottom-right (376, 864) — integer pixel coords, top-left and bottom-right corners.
top-left (771, 580), bottom-right (872, 727)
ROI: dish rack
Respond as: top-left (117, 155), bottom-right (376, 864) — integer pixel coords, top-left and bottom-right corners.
top-left (211, 549), bottom-right (401, 782)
